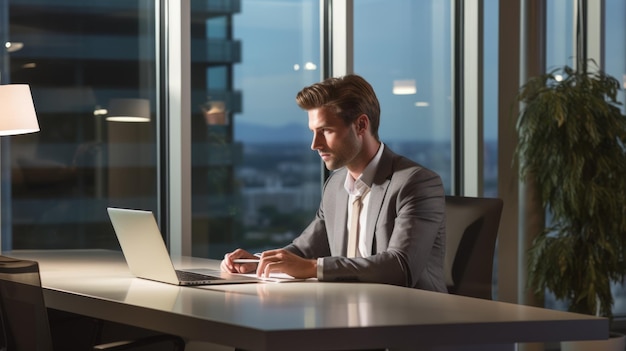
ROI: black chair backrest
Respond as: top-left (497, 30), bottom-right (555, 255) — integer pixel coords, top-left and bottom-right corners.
top-left (444, 196), bottom-right (503, 300)
top-left (0, 256), bottom-right (54, 351)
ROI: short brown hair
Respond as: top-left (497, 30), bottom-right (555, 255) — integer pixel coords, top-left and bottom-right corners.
top-left (296, 74), bottom-right (380, 140)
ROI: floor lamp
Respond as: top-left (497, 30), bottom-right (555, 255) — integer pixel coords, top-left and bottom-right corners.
top-left (0, 84), bottom-right (41, 250)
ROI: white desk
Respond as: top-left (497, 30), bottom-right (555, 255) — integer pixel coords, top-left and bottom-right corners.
top-left (4, 250), bottom-right (607, 351)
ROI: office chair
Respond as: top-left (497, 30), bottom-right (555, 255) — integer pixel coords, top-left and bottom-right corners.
top-left (444, 195), bottom-right (503, 300)
top-left (0, 255), bottom-right (185, 351)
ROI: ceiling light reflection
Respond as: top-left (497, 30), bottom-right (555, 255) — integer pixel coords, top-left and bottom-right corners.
top-left (294, 62), bottom-right (318, 71)
top-left (5, 42), bottom-right (24, 53)
top-left (106, 98), bottom-right (150, 123)
top-left (93, 107), bottom-right (108, 116)
top-left (393, 80), bottom-right (417, 95)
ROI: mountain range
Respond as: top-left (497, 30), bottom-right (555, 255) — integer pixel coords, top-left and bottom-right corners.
top-left (234, 121), bottom-right (311, 143)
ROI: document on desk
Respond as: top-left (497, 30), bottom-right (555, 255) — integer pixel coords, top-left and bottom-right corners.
top-left (230, 258), bottom-right (314, 282)
top-left (237, 272), bottom-right (313, 283)
top-left (185, 268), bottom-right (310, 283)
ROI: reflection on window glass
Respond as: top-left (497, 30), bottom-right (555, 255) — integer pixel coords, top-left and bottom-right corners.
top-left (354, 0), bottom-right (452, 193)
top-left (190, 0), bottom-right (321, 259)
top-left (1, 1), bottom-right (157, 250)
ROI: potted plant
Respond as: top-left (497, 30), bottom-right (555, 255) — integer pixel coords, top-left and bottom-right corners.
top-left (515, 61), bottom-right (626, 348)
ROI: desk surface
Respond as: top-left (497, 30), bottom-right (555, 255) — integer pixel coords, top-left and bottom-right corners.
top-left (4, 249), bottom-right (607, 351)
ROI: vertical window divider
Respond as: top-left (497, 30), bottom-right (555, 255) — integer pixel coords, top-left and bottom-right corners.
top-left (584, 0), bottom-right (604, 69)
top-left (321, 0), bottom-right (354, 183)
top-left (329, 0), bottom-right (353, 77)
top-left (458, 0), bottom-right (484, 197)
top-left (164, 0), bottom-right (192, 256)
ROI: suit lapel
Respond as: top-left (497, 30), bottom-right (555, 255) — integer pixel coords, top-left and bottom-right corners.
top-left (365, 147), bottom-right (395, 254)
top-left (329, 169), bottom-right (350, 256)
top-left (335, 186), bottom-right (349, 256)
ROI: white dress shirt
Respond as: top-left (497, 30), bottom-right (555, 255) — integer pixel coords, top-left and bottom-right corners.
top-left (343, 143), bottom-right (384, 257)
top-left (316, 143), bottom-right (385, 278)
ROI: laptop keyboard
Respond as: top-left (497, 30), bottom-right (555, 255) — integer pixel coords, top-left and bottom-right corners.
top-left (175, 270), bottom-right (223, 282)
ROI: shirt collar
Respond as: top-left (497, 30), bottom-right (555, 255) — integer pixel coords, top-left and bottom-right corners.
top-left (344, 143), bottom-right (385, 196)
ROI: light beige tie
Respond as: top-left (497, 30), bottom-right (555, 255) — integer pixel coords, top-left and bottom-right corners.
top-left (347, 190), bottom-right (369, 258)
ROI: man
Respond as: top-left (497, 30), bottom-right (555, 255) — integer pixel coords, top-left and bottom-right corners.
top-left (221, 74), bottom-right (447, 292)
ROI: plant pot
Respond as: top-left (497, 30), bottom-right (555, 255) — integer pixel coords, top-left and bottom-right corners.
top-left (560, 332), bottom-right (625, 351)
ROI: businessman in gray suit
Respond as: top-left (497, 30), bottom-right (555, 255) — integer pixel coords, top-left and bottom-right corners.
top-left (221, 74), bottom-right (447, 292)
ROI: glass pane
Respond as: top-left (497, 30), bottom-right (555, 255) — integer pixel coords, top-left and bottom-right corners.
top-left (484, 0), bottom-right (499, 300)
top-left (605, 0), bottom-right (626, 115)
top-left (546, 0), bottom-right (574, 69)
top-left (1, 1), bottom-right (158, 249)
top-left (543, 0), bottom-right (574, 313)
top-left (484, 1), bottom-right (498, 198)
top-left (353, 0), bottom-right (452, 193)
top-left (189, 0), bottom-right (321, 259)
top-left (604, 0), bottom-right (626, 317)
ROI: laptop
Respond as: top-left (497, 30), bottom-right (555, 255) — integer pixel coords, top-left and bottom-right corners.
top-left (107, 207), bottom-right (261, 286)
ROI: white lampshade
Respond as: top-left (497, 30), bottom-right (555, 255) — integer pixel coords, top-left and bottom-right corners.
top-left (0, 84), bottom-right (40, 136)
top-left (106, 98), bottom-right (150, 122)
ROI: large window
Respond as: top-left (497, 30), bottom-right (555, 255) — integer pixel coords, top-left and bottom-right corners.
top-left (542, 0), bottom-right (626, 318)
top-left (189, 0), bottom-right (321, 259)
top-left (1, 1), bottom-right (158, 250)
top-left (353, 0), bottom-right (453, 193)
top-left (0, 0), bottom-right (480, 258)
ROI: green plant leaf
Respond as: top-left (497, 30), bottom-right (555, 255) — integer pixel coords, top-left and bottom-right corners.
top-left (517, 60), bottom-right (626, 319)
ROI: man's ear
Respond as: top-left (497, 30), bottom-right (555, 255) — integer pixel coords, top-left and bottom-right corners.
top-left (357, 114), bottom-right (369, 134)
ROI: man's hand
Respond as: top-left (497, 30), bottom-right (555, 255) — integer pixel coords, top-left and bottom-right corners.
top-left (256, 249), bottom-right (317, 279)
top-left (220, 248), bottom-right (258, 274)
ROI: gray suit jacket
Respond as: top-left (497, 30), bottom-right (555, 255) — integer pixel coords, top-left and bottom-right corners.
top-left (285, 146), bottom-right (447, 292)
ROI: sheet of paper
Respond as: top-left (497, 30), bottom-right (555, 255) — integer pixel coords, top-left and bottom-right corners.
top-left (238, 272), bottom-right (315, 283)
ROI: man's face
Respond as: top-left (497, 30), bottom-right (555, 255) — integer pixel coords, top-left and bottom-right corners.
top-left (308, 107), bottom-right (360, 171)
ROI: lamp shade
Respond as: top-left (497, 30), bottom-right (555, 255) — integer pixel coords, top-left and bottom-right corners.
top-left (106, 98), bottom-right (150, 122)
top-left (0, 84), bottom-right (40, 136)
